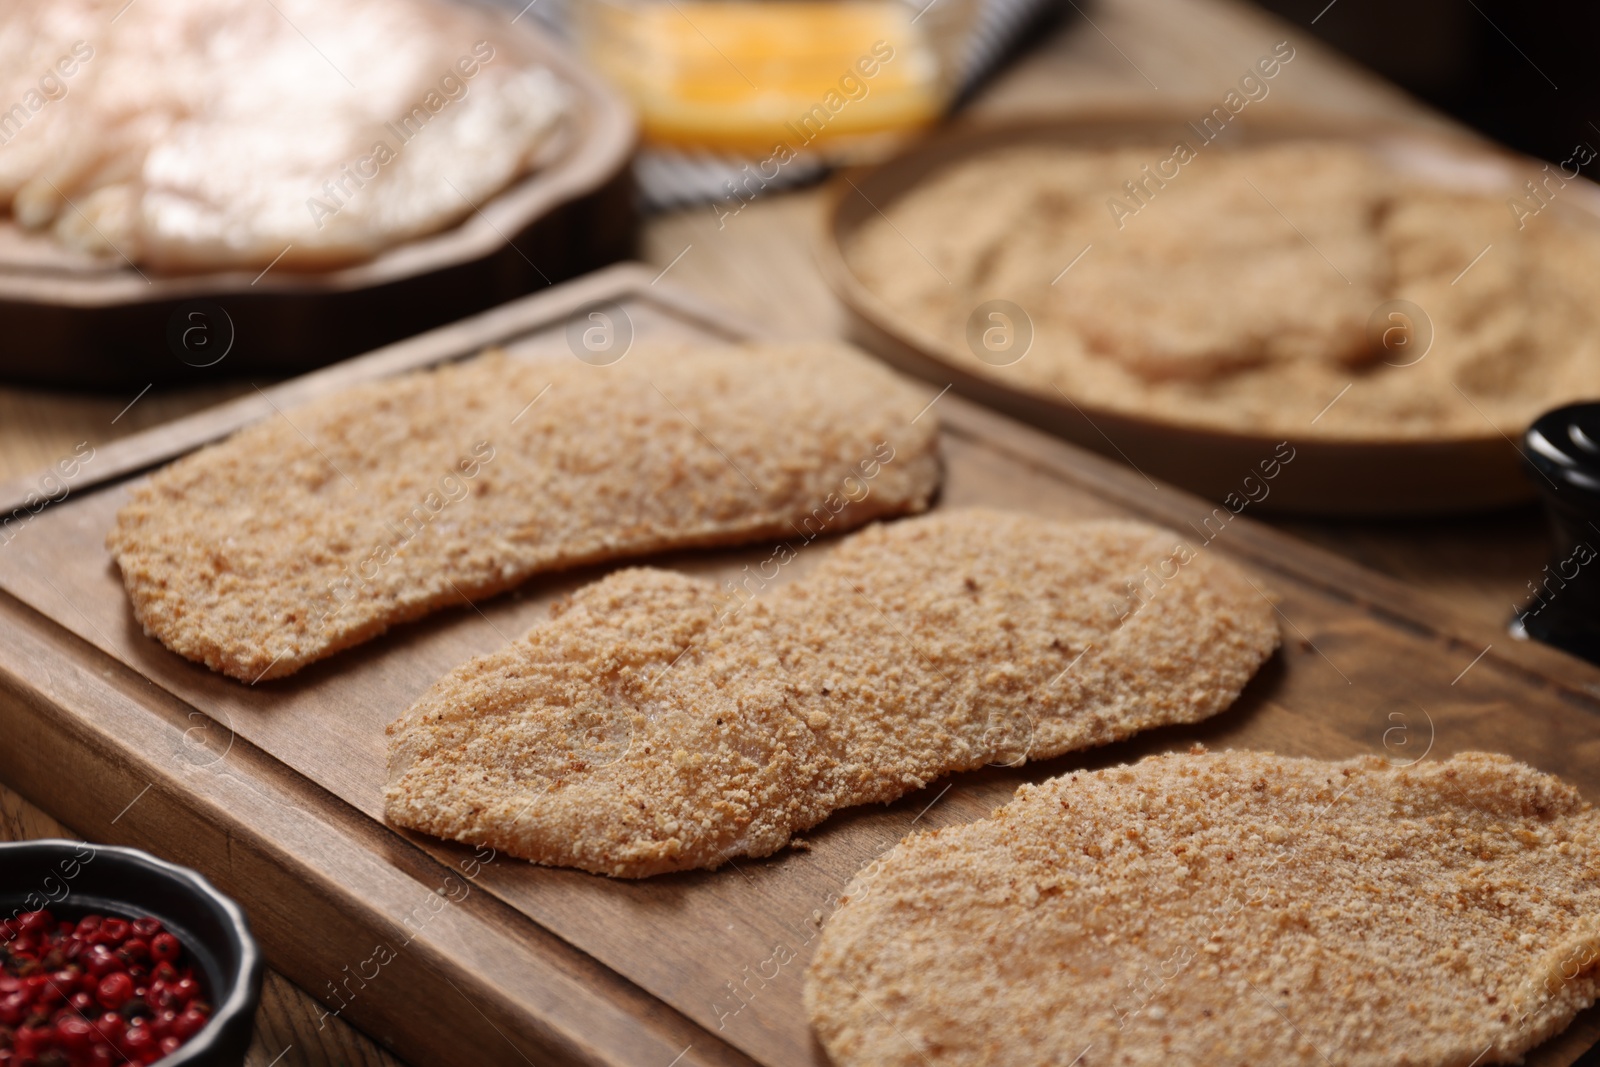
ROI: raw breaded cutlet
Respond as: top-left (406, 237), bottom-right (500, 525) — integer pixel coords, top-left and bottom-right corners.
top-left (384, 509), bottom-right (1280, 876)
top-left (106, 342), bottom-right (940, 681)
top-left (805, 748), bottom-right (1600, 1067)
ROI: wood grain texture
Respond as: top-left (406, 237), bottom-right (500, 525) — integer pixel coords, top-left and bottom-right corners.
top-left (1, 264), bottom-right (1599, 1066)
top-left (0, 0), bottom-right (1566, 1063)
top-left (0, 269), bottom-right (769, 1067)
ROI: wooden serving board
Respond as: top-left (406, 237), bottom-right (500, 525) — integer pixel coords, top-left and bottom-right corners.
top-left (0, 14), bottom-right (636, 392)
top-left (2, 263), bottom-right (1600, 1067)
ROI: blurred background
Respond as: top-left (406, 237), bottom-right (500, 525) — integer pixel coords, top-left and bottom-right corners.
top-left (1251, 0), bottom-right (1593, 169)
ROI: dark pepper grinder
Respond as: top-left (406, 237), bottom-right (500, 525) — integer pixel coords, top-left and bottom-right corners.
top-left (1516, 403), bottom-right (1600, 663)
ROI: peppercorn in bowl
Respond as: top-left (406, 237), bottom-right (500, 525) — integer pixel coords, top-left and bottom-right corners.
top-left (0, 840), bottom-right (262, 1067)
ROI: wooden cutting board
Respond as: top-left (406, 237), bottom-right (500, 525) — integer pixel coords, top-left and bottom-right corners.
top-left (1, 262), bottom-right (1597, 1067)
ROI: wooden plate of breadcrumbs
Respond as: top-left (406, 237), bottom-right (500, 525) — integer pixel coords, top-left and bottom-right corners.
top-left (820, 109), bottom-right (1600, 515)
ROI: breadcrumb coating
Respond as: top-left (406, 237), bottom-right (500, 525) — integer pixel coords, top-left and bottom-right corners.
top-left (384, 509), bottom-right (1279, 876)
top-left (847, 140), bottom-right (1600, 440)
top-left (106, 342), bottom-right (939, 681)
top-left (805, 748), bottom-right (1600, 1067)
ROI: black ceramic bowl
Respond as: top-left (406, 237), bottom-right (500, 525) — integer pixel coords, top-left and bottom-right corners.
top-left (0, 839), bottom-right (263, 1066)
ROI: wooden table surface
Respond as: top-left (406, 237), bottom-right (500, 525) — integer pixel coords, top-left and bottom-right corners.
top-left (0, 0), bottom-right (1554, 1063)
